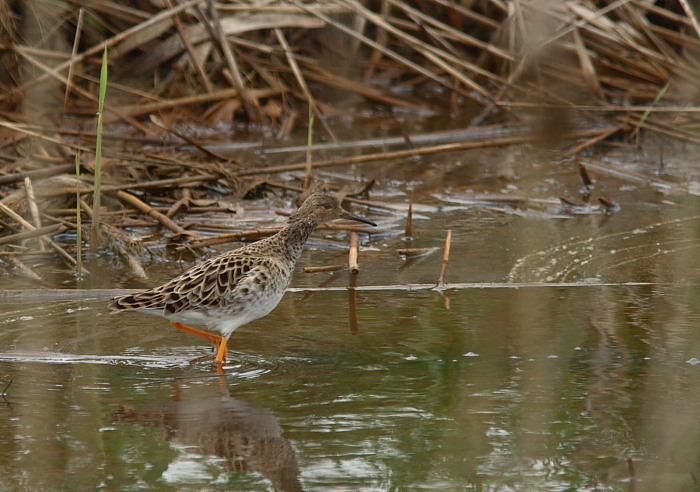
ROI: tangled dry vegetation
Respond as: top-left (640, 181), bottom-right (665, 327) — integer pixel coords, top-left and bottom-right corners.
top-left (1, 0), bottom-right (700, 281)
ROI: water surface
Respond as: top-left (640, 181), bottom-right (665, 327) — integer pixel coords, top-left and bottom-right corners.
top-left (2, 143), bottom-right (700, 491)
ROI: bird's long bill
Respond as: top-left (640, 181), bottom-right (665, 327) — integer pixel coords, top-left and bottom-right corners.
top-left (340, 209), bottom-right (377, 227)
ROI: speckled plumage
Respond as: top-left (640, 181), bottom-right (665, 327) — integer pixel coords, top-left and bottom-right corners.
top-left (109, 192), bottom-right (376, 364)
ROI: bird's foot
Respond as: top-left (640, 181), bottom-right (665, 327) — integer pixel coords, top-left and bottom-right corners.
top-left (170, 321), bottom-right (228, 361)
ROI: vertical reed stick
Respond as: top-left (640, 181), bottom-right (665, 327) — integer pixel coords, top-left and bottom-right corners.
top-left (90, 47), bottom-right (108, 252)
top-left (23, 177), bottom-right (44, 251)
top-left (304, 109), bottom-right (314, 190)
top-left (405, 199), bottom-right (413, 237)
top-left (436, 229), bottom-right (452, 290)
top-left (348, 231), bottom-right (360, 274)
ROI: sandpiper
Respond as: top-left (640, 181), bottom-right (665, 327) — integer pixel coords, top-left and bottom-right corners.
top-left (109, 192), bottom-right (376, 364)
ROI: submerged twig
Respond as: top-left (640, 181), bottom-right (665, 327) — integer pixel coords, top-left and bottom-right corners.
top-left (6, 256), bottom-right (45, 283)
top-left (396, 247), bottom-right (438, 258)
top-left (1, 379), bottom-right (13, 403)
top-left (405, 199), bottom-right (413, 238)
top-left (304, 264), bottom-right (345, 273)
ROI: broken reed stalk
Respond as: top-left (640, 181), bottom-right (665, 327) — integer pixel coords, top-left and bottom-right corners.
top-left (0, 201), bottom-right (78, 268)
top-left (115, 190), bottom-right (199, 239)
top-left (436, 229), bottom-right (452, 290)
top-left (7, 256), bottom-right (44, 282)
top-left (304, 264), bottom-right (345, 273)
top-left (23, 177), bottom-right (44, 251)
top-left (405, 199), bottom-right (413, 238)
top-left (75, 152), bottom-right (83, 276)
top-left (0, 163), bottom-right (76, 186)
top-left (396, 247), bottom-right (438, 258)
top-left (348, 232), bottom-right (360, 274)
top-left (0, 224), bottom-right (66, 246)
top-left (90, 47), bottom-right (108, 252)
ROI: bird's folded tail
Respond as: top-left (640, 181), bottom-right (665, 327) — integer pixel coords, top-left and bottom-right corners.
top-left (109, 291), bottom-right (167, 311)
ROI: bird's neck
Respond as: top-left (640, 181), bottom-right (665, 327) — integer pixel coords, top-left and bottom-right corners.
top-left (266, 219), bottom-right (319, 263)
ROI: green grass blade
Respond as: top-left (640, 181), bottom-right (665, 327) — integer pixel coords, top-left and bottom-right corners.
top-left (75, 151), bottom-right (82, 276)
top-left (90, 47), bottom-right (108, 251)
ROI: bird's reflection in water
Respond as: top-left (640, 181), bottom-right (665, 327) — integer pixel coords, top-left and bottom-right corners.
top-left (114, 378), bottom-right (304, 491)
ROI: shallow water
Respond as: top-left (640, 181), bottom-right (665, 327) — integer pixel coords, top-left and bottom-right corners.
top-left (1, 284), bottom-right (700, 491)
top-left (3, 141), bottom-right (700, 490)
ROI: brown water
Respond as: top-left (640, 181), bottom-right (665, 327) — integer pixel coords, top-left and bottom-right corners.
top-left (2, 141), bottom-right (700, 491)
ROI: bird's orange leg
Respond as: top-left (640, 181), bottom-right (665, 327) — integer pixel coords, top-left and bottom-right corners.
top-left (214, 337), bottom-right (229, 364)
top-left (170, 321), bottom-right (224, 351)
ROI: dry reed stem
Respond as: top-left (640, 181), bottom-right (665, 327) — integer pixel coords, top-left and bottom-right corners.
top-left (0, 121), bottom-right (91, 155)
top-left (678, 0), bottom-right (700, 40)
top-left (2, 0), bottom-right (696, 135)
top-left (63, 7), bottom-right (84, 111)
top-left (149, 115), bottom-right (227, 161)
top-left (0, 201), bottom-right (78, 267)
top-left (396, 247), bottom-right (438, 258)
top-left (22, 178), bottom-right (44, 251)
top-left (99, 174), bottom-right (219, 193)
top-left (288, 0), bottom-right (480, 102)
top-left (580, 159), bottom-right (691, 196)
top-left (304, 265), bottom-right (345, 273)
top-left (348, 232), bottom-right (360, 274)
top-left (562, 125), bottom-right (624, 158)
top-left (436, 229), bottom-right (452, 290)
top-left (205, 0), bottom-right (256, 119)
top-left (617, 115), bottom-right (700, 146)
top-left (0, 224), bottom-right (66, 246)
top-left (165, 0), bottom-right (213, 94)
top-left (238, 127), bottom-right (608, 176)
top-left (16, 48), bottom-right (150, 134)
top-left (338, 0), bottom-right (496, 100)
top-left (6, 256), bottom-right (45, 283)
top-left (300, 65), bottom-right (430, 111)
top-left (405, 200), bottom-right (413, 237)
top-left (115, 190), bottom-right (200, 239)
top-left (4, 0), bottom-right (206, 101)
top-left (166, 188), bottom-right (193, 219)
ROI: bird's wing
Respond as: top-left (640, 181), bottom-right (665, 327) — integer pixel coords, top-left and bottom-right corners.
top-left (158, 253), bottom-right (267, 315)
top-left (110, 252), bottom-right (265, 314)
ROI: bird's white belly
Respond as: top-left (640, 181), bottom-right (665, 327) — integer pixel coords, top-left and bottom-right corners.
top-left (137, 286), bottom-right (287, 338)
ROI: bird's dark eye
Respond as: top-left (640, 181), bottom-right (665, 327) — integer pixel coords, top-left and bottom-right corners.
top-left (323, 203), bottom-right (333, 210)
